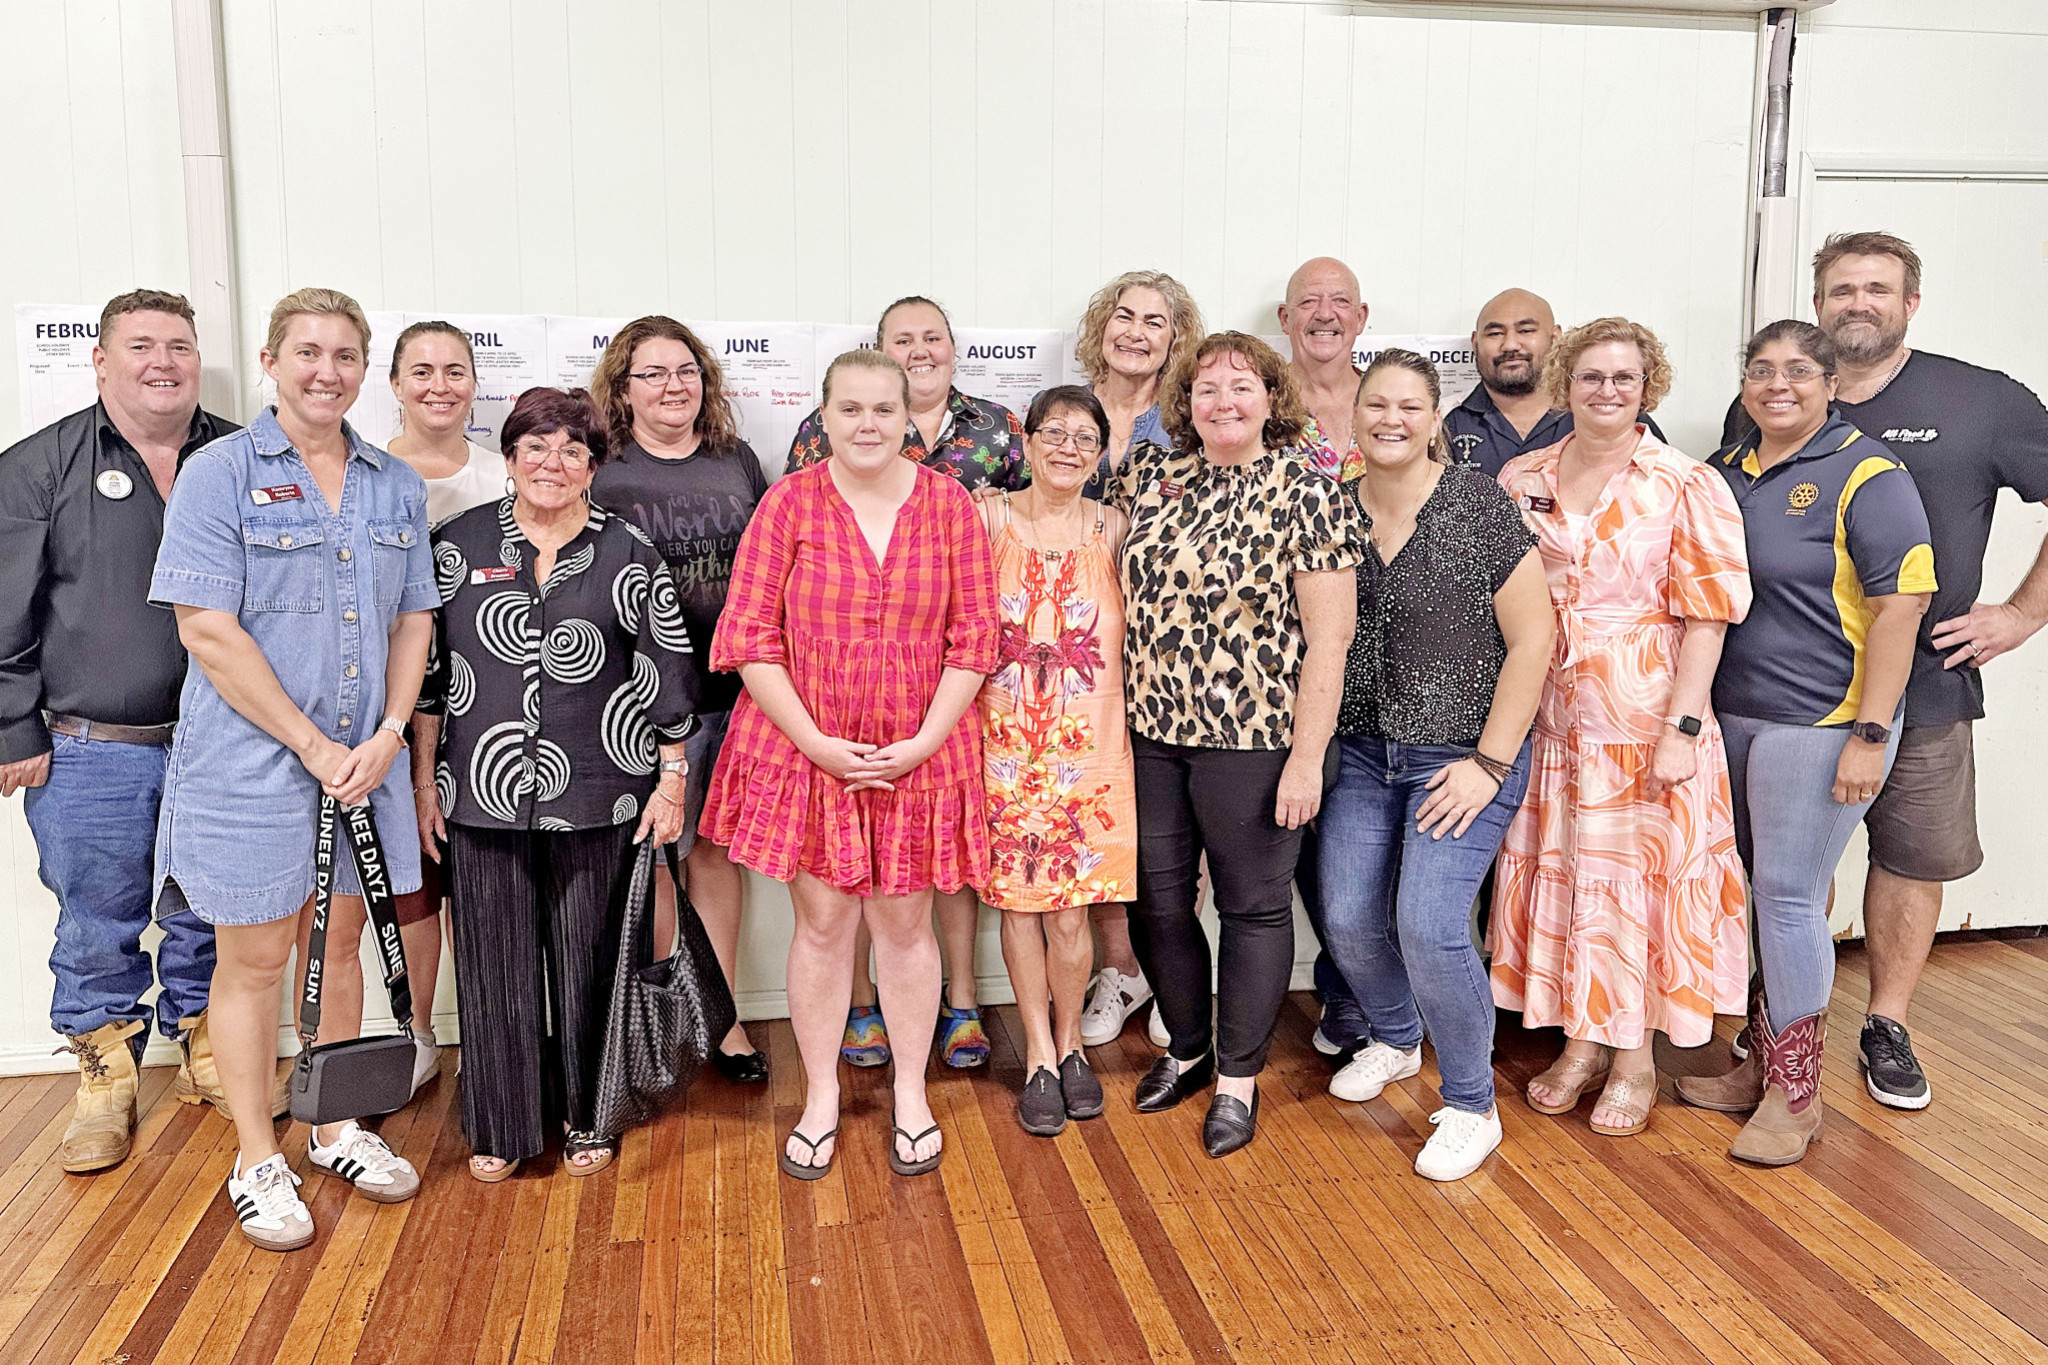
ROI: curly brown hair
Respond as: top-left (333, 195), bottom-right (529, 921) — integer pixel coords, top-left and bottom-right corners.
top-left (1158, 332), bottom-right (1308, 455)
top-left (589, 316), bottom-right (742, 453)
top-left (1071, 270), bottom-right (1205, 387)
top-left (1541, 316), bottom-right (1673, 414)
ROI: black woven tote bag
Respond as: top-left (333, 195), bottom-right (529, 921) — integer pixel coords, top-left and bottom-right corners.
top-left (591, 842), bottom-right (738, 1137)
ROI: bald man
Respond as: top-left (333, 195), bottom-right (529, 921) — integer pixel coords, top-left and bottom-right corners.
top-left (1445, 289), bottom-right (1661, 477)
top-left (1279, 257), bottom-right (1368, 476)
top-left (1275, 256), bottom-right (1369, 1056)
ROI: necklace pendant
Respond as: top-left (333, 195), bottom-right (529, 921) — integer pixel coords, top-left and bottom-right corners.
top-left (1042, 549), bottom-right (1063, 562)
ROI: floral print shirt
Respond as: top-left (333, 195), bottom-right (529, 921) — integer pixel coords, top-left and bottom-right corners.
top-left (1110, 439), bottom-right (1367, 751)
top-left (785, 387), bottom-right (1028, 493)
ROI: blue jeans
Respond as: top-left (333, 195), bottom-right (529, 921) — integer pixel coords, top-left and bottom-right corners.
top-left (1721, 712), bottom-right (1901, 1032)
top-left (25, 734), bottom-right (214, 1039)
top-left (1317, 736), bottom-right (1532, 1114)
top-left (1297, 814), bottom-right (1367, 1045)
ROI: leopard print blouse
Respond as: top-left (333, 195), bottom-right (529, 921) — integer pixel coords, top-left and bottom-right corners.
top-left (1111, 439), bottom-right (1366, 751)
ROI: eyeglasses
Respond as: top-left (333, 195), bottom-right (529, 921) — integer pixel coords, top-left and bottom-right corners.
top-left (628, 366), bottom-right (701, 387)
top-left (1571, 370), bottom-right (1645, 392)
top-left (1034, 425), bottom-right (1103, 455)
top-left (1742, 362), bottom-right (1829, 385)
top-left (512, 441), bottom-right (593, 469)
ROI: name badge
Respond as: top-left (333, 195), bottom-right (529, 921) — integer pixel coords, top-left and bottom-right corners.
top-left (1157, 480), bottom-right (1185, 499)
top-left (251, 484), bottom-right (303, 505)
top-left (471, 566), bottom-right (519, 584)
top-left (95, 469), bottom-right (134, 500)
top-left (1520, 493), bottom-right (1556, 514)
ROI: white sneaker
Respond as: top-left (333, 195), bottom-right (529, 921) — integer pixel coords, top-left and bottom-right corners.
top-left (1414, 1106), bottom-right (1502, 1182)
top-left (1147, 1002), bottom-right (1170, 1048)
top-left (309, 1120), bottom-right (421, 1204)
top-left (1329, 1042), bottom-right (1421, 1102)
top-left (1079, 968), bottom-right (1153, 1046)
top-left (410, 1027), bottom-right (441, 1097)
top-left (229, 1152), bottom-right (314, 1251)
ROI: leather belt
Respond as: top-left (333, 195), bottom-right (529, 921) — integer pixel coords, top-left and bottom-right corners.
top-left (44, 712), bottom-right (175, 746)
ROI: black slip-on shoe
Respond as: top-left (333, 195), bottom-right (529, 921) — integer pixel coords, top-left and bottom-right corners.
top-left (1134, 1053), bottom-right (1214, 1113)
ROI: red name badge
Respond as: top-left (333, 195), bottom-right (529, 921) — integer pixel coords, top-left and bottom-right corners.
top-left (250, 484), bottom-right (303, 505)
top-left (1522, 494), bottom-right (1557, 514)
top-left (1157, 480), bottom-right (1185, 499)
top-left (471, 566), bottom-right (519, 584)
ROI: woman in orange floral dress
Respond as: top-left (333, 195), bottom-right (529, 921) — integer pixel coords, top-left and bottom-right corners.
top-left (976, 387), bottom-right (1138, 1138)
top-left (1490, 318), bottom-right (1753, 1137)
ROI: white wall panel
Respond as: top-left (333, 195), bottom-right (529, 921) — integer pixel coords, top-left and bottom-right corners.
top-left (3, 0), bottom-right (2041, 1069)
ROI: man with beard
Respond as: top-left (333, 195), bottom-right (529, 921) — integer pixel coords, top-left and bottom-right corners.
top-left (1722, 230), bottom-right (2048, 1112)
top-left (1447, 288), bottom-right (1661, 477)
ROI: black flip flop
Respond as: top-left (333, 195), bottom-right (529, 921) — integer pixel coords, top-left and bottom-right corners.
top-left (778, 1127), bottom-right (838, 1181)
top-left (889, 1117), bottom-right (944, 1177)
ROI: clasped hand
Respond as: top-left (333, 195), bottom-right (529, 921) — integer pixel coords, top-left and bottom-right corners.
top-left (299, 730), bottom-right (404, 808)
top-left (808, 732), bottom-right (934, 792)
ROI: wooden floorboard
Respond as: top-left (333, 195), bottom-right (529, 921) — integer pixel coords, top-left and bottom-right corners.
top-left (8, 940), bottom-right (2048, 1363)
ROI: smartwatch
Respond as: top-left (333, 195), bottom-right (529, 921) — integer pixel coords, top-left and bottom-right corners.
top-left (1667, 715), bottom-right (1702, 737)
top-left (1849, 720), bottom-right (1892, 746)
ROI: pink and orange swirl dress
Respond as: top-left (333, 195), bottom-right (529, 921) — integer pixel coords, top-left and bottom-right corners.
top-left (1488, 429), bottom-right (1754, 1049)
top-left (699, 462), bottom-right (999, 897)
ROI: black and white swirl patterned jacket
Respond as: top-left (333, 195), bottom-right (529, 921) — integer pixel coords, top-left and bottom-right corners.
top-left (418, 497), bottom-right (700, 832)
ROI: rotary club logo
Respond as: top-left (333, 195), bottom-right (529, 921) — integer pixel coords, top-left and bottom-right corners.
top-left (1787, 482), bottom-right (1820, 515)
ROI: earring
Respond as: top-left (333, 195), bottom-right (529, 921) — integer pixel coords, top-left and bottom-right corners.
top-left (504, 476), bottom-right (517, 498)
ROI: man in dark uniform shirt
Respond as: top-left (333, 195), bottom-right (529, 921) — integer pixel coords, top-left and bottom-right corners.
top-left (1722, 232), bottom-right (2048, 1112)
top-left (1446, 288), bottom-right (1663, 477)
top-left (0, 290), bottom-right (266, 1173)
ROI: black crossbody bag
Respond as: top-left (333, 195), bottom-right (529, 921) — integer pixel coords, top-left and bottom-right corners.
top-left (289, 793), bottom-right (418, 1126)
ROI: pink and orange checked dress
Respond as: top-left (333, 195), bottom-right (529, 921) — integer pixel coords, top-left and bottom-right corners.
top-left (699, 461), bottom-right (999, 897)
top-left (1489, 430), bottom-right (1754, 1050)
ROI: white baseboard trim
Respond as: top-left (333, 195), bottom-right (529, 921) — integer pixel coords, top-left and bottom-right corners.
top-left (0, 964), bottom-right (1325, 1078)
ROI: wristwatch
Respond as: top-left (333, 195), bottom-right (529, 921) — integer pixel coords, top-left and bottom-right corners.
top-left (1667, 715), bottom-right (1703, 737)
top-left (377, 716), bottom-right (409, 743)
top-left (1849, 720), bottom-right (1892, 746)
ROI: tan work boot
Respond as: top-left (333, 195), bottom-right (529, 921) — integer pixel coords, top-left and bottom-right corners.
top-left (58, 1019), bottom-right (145, 1173)
top-left (176, 1011), bottom-right (291, 1121)
top-left (1729, 1010), bottom-right (1825, 1167)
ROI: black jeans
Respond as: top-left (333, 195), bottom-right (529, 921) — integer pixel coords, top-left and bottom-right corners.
top-left (1127, 735), bottom-right (1333, 1077)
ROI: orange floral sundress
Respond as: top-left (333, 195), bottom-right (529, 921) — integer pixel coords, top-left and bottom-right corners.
top-left (973, 498), bottom-right (1137, 913)
top-left (1488, 430), bottom-right (1754, 1049)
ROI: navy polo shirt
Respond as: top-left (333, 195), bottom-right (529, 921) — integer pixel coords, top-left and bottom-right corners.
top-left (1711, 415), bottom-right (1937, 726)
top-left (1444, 385), bottom-right (1664, 478)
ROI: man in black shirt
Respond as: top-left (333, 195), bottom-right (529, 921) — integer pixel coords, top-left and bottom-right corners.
top-left (1446, 288), bottom-right (1664, 477)
top-left (0, 290), bottom-right (250, 1171)
top-left (1724, 232), bottom-right (2048, 1112)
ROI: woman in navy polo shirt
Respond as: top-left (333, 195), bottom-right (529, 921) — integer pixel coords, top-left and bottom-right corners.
top-left (1678, 320), bottom-right (1935, 1167)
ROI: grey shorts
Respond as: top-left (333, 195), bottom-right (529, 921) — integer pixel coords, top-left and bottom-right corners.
top-left (1864, 720), bottom-right (1983, 883)
top-left (677, 708), bottom-right (731, 856)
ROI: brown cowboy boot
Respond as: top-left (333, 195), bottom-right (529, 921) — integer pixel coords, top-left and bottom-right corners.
top-left (1677, 976), bottom-right (1767, 1112)
top-left (1729, 1008), bottom-right (1825, 1167)
top-left (59, 1019), bottom-right (144, 1173)
top-left (176, 1011), bottom-right (291, 1121)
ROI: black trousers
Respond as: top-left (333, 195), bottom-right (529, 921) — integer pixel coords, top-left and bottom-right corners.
top-left (1127, 736), bottom-right (1332, 1077)
top-left (447, 821), bottom-right (637, 1160)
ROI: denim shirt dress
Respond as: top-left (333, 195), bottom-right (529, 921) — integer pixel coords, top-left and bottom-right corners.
top-left (149, 408), bottom-right (441, 926)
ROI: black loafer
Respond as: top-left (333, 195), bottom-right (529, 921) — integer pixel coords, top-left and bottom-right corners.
top-left (1018, 1067), bottom-right (1067, 1136)
top-left (1059, 1050), bottom-right (1104, 1120)
top-left (1202, 1087), bottom-right (1259, 1158)
top-left (712, 1047), bottom-right (770, 1084)
top-left (1134, 1052), bottom-right (1214, 1113)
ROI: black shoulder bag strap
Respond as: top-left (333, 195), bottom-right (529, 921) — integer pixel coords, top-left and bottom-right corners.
top-left (300, 793), bottom-right (416, 1051)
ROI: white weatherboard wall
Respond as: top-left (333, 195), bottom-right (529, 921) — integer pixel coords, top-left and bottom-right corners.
top-left (0, 0), bottom-right (2040, 1071)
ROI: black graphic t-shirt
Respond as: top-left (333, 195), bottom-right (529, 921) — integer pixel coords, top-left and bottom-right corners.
top-left (1723, 352), bottom-right (2048, 726)
top-left (592, 440), bottom-right (769, 713)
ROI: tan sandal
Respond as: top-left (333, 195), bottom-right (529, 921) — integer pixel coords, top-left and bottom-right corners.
top-left (1589, 1067), bottom-right (1658, 1136)
top-left (564, 1132), bottom-right (616, 1177)
top-left (1526, 1048), bottom-right (1611, 1115)
top-left (469, 1155), bottom-right (520, 1183)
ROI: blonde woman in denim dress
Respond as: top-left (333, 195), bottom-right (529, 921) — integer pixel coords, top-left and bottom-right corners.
top-left (150, 290), bottom-right (440, 1252)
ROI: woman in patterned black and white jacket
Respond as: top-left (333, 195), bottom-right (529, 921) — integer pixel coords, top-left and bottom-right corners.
top-left (412, 386), bottom-right (698, 1182)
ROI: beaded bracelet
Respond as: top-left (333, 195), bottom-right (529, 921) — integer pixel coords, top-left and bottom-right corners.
top-left (1468, 750), bottom-right (1515, 786)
